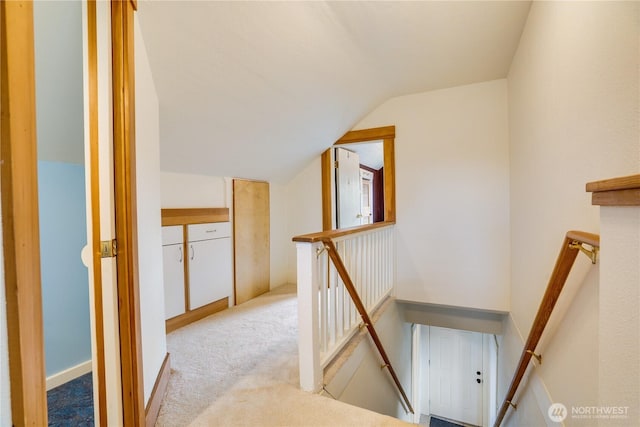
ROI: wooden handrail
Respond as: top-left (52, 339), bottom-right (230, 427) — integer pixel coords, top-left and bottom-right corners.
top-left (586, 173), bottom-right (640, 206)
top-left (292, 221), bottom-right (395, 243)
top-left (322, 238), bottom-right (414, 415)
top-left (494, 231), bottom-right (600, 426)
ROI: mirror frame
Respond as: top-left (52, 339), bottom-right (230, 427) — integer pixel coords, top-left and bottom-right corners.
top-left (321, 125), bottom-right (396, 231)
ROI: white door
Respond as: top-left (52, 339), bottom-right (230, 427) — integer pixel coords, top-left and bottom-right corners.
top-left (360, 169), bottom-right (374, 225)
top-left (335, 147), bottom-right (362, 228)
top-left (429, 326), bottom-right (483, 426)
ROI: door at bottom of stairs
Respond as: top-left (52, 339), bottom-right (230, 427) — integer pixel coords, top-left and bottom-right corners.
top-left (429, 326), bottom-right (483, 426)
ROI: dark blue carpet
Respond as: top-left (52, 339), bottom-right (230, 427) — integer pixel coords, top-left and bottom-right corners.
top-left (47, 372), bottom-right (94, 426)
top-left (430, 416), bottom-right (464, 427)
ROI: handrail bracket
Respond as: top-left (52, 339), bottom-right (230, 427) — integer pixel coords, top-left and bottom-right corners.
top-left (316, 245), bottom-right (328, 258)
top-left (526, 350), bottom-right (542, 365)
top-left (569, 240), bottom-right (599, 264)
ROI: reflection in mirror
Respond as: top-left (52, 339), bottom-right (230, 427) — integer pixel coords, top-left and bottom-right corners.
top-left (321, 126), bottom-right (396, 231)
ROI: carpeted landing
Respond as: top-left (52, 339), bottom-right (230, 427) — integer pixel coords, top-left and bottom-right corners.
top-left (156, 284), bottom-right (413, 426)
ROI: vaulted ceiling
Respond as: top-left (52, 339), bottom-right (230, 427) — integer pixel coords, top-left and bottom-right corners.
top-left (137, 1), bottom-right (531, 182)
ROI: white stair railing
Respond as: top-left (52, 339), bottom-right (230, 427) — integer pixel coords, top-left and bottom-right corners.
top-left (293, 223), bottom-right (395, 393)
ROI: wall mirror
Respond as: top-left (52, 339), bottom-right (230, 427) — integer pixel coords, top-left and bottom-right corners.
top-left (321, 126), bottom-right (396, 230)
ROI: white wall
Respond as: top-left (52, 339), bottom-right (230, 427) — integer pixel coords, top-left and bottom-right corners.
top-left (269, 182), bottom-right (290, 288)
top-left (134, 15), bottom-right (167, 405)
top-left (501, 1), bottom-right (639, 425)
top-left (599, 207), bottom-right (640, 422)
top-left (160, 172), bottom-right (227, 208)
top-left (324, 301), bottom-right (413, 422)
top-left (33, 0), bottom-right (85, 165)
top-left (354, 79), bottom-right (511, 312)
top-left (283, 157), bottom-right (323, 284)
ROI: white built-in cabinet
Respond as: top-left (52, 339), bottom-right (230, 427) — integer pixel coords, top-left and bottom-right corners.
top-left (186, 222), bottom-right (232, 310)
top-left (160, 208), bottom-right (233, 332)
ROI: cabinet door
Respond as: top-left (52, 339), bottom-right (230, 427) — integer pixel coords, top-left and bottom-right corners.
top-left (188, 237), bottom-right (231, 310)
top-left (163, 243), bottom-right (186, 319)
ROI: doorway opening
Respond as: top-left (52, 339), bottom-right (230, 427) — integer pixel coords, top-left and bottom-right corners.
top-left (33, 0), bottom-right (94, 423)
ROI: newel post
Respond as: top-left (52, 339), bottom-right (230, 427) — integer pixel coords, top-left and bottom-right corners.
top-left (296, 241), bottom-right (323, 392)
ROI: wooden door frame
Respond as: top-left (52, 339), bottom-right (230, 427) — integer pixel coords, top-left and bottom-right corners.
top-left (0, 0), bottom-right (144, 425)
top-left (321, 126), bottom-right (396, 231)
top-left (111, 0), bottom-right (145, 425)
top-left (0, 2), bottom-right (47, 424)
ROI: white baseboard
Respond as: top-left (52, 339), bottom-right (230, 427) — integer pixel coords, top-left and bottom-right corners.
top-left (46, 360), bottom-right (92, 391)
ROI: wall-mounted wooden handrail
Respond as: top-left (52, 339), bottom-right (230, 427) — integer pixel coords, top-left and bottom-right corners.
top-left (322, 238), bottom-right (414, 415)
top-left (494, 231), bottom-right (600, 426)
top-left (586, 173), bottom-right (640, 206)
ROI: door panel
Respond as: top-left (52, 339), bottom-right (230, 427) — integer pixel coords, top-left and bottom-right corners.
top-left (335, 147), bottom-right (361, 228)
top-left (429, 326), bottom-right (483, 425)
top-left (162, 244), bottom-right (185, 319)
top-left (188, 237), bottom-right (231, 310)
top-left (233, 179), bottom-right (270, 305)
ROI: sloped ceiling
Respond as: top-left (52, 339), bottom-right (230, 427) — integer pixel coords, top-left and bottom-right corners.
top-left (137, 1), bottom-right (531, 182)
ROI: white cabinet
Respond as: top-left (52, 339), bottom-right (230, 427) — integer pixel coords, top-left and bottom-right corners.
top-left (187, 222), bottom-right (232, 310)
top-left (160, 208), bottom-right (233, 331)
top-left (162, 226), bottom-right (185, 320)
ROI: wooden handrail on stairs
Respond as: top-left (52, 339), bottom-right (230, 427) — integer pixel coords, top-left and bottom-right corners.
top-left (322, 238), bottom-right (414, 415)
top-left (494, 231), bottom-right (600, 427)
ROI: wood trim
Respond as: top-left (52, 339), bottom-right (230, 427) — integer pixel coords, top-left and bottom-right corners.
top-left (161, 207), bottom-right (230, 226)
top-left (494, 231), bottom-right (600, 427)
top-left (586, 174), bottom-right (640, 193)
top-left (87, 1), bottom-right (108, 424)
top-left (321, 150), bottom-right (333, 231)
top-left (591, 189), bottom-right (640, 206)
top-left (0, 2), bottom-right (48, 424)
top-left (383, 138), bottom-right (396, 223)
top-left (111, 0), bottom-right (145, 425)
top-left (586, 174), bottom-right (640, 206)
top-left (144, 353), bottom-right (171, 427)
top-left (322, 126), bottom-right (397, 230)
top-left (165, 297), bottom-right (229, 333)
top-left (293, 221), bottom-right (395, 243)
top-left (335, 125), bottom-right (396, 144)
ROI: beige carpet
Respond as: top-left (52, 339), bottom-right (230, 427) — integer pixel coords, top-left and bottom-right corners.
top-left (156, 284), bottom-right (413, 427)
